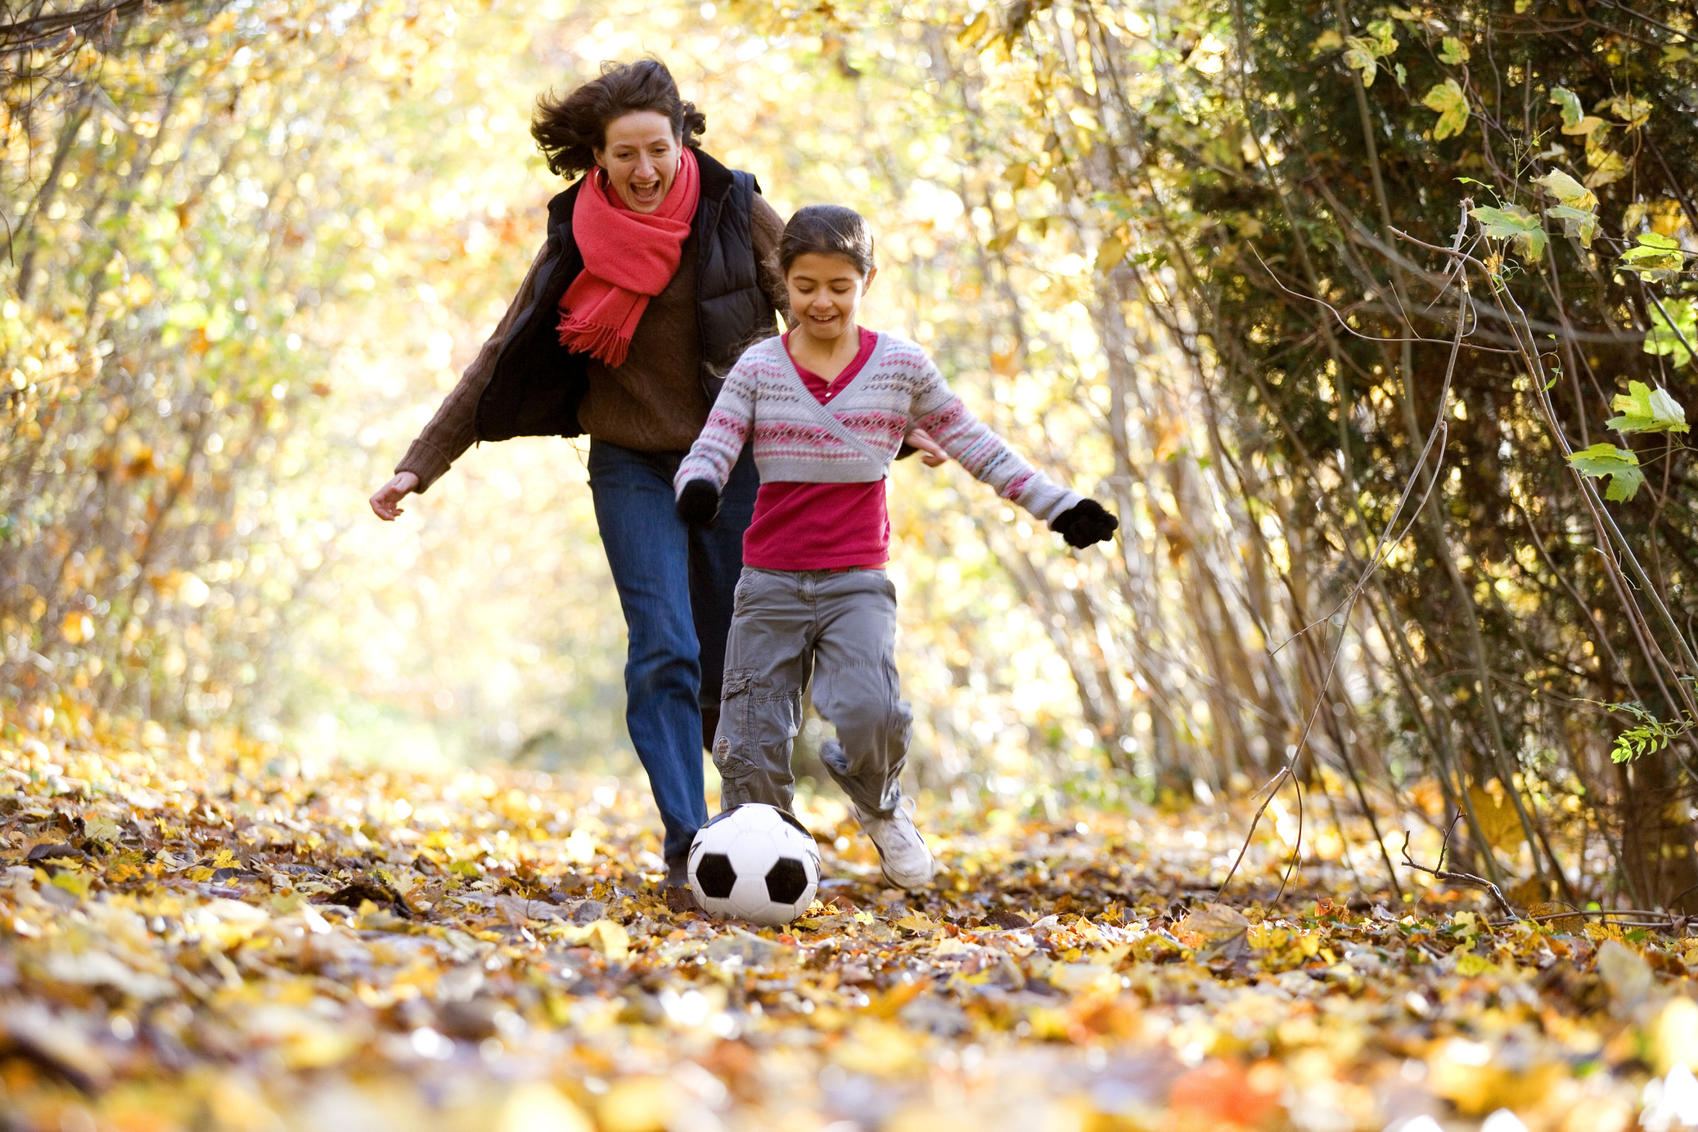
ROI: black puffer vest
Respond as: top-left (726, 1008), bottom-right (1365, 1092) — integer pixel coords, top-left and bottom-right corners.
top-left (473, 150), bottom-right (774, 442)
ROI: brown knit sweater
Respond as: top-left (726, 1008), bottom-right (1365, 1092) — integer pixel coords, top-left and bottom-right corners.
top-left (396, 192), bottom-right (787, 491)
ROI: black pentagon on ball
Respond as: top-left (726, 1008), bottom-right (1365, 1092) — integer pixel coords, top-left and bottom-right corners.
top-left (775, 809), bottom-right (813, 838)
top-left (695, 851), bottom-right (737, 899)
top-left (700, 805), bottom-right (745, 831)
top-left (765, 856), bottom-right (811, 905)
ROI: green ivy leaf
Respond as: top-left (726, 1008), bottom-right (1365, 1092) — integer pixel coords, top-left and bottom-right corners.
top-left (1470, 204), bottom-right (1546, 260)
top-left (1533, 169), bottom-right (1597, 211)
top-left (1607, 94), bottom-right (1653, 128)
top-left (1567, 443), bottom-right (1645, 501)
top-left (1620, 232), bottom-right (1687, 281)
top-left (1421, 79), bottom-right (1469, 140)
top-left (1550, 86), bottom-right (1608, 137)
top-left (1439, 36), bottom-right (1469, 65)
top-left (1606, 381), bottom-right (1689, 435)
top-left (1645, 299), bottom-right (1698, 368)
top-left (1545, 205), bottom-right (1598, 247)
top-left (1343, 37), bottom-right (1379, 86)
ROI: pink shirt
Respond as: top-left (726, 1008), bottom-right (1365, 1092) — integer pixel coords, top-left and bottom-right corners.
top-left (741, 328), bottom-right (890, 571)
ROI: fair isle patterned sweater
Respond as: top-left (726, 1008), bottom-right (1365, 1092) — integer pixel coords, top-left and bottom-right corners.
top-left (674, 331), bottom-right (1083, 525)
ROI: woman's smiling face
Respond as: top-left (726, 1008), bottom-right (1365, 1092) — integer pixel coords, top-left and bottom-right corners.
top-left (594, 110), bottom-right (681, 213)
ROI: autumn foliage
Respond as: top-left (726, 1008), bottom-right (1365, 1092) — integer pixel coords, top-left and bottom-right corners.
top-left (5, 711), bottom-right (1698, 1130)
top-left (7, 0), bottom-right (1698, 1127)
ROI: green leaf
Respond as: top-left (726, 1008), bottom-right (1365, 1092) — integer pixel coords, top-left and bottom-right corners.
top-left (1343, 37), bottom-right (1379, 86)
top-left (1567, 443), bottom-right (1645, 501)
top-left (1545, 205), bottom-right (1598, 247)
top-left (1533, 169), bottom-right (1596, 211)
top-left (1550, 86), bottom-right (1584, 126)
top-left (1421, 79), bottom-right (1469, 140)
top-left (1620, 232), bottom-right (1687, 281)
top-left (1607, 94), bottom-right (1652, 129)
top-left (1470, 204), bottom-right (1546, 260)
top-left (1550, 86), bottom-right (1608, 137)
top-left (1645, 299), bottom-right (1698, 368)
top-left (1439, 36), bottom-right (1469, 65)
top-left (1606, 381), bottom-right (1689, 435)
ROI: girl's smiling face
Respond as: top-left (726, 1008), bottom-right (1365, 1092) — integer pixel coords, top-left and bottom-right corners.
top-left (785, 252), bottom-right (877, 349)
top-left (594, 111), bottom-right (681, 213)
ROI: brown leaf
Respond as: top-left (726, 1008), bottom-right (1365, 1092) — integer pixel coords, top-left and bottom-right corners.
top-left (317, 877), bottom-right (412, 917)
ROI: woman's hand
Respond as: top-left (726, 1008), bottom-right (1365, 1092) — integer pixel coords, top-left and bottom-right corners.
top-left (903, 427), bottom-right (948, 467)
top-left (369, 471), bottom-right (421, 521)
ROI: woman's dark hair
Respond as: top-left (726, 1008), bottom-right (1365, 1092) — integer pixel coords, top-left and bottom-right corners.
top-left (531, 59), bottom-right (707, 177)
top-left (778, 204), bottom-right (876, 276)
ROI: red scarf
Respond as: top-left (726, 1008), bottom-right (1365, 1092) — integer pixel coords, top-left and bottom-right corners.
top-left (556, 146), bottom-right (700, 367)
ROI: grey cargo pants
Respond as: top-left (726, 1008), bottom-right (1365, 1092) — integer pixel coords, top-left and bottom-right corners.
top-left (713, 566), bottom-right (913, 816)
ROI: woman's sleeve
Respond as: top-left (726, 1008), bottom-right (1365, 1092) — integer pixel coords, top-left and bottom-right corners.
top-left (750, 193), bottom-right (791, 325)
top-left (394, 239), bottom-right (550, 492)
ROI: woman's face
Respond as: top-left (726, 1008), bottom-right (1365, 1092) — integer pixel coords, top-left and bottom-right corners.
top-left (594, 110), bottom-right (681, 213)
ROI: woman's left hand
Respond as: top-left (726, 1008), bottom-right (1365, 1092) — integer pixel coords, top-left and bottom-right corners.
top-left (903, 427), bottom-right (948, 467)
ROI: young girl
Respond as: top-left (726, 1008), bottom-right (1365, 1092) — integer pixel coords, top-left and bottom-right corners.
top-left (672, 204), bottom-right (1117, 889)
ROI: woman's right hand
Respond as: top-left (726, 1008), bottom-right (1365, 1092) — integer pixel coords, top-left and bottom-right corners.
top-left (369, 471), bottom-right (421, 521)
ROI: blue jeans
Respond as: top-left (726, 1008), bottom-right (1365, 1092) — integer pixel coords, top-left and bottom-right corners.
top-left (586, 438), bottom-right (758, 865)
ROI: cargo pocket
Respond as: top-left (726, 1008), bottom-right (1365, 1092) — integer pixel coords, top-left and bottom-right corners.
top-left (713, 669), bottom-right (758, 778)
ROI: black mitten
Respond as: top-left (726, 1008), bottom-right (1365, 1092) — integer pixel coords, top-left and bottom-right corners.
top-left (1053, 498), bottom-right (1118, 548)
top-left (676, 479), bottom-right (721, 526)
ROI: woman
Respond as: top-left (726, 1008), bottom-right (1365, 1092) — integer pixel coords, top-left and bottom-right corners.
top-left (369, 59), bottom-right (787, 897)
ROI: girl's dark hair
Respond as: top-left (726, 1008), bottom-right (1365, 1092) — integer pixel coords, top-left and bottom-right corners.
top-left (778, 204), bottom-right (876, 276)
top-left (531, 59), bottom-right (707, 177)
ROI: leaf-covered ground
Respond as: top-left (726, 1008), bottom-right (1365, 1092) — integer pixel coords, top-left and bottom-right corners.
top-left (3, 719), bottom-right (1697, 1132)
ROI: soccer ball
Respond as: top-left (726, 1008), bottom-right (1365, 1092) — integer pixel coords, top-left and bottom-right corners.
top-left (686, 803), bottom-right (821, 925)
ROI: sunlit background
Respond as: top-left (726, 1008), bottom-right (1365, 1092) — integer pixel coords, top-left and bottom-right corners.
top-left (9, 0), bottom-right (1698, 907)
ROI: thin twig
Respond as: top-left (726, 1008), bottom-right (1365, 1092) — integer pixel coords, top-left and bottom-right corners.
top-left (1400, 827), bottom-right (1519, 920)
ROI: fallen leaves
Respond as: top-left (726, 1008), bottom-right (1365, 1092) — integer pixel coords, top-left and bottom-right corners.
top-left (2, 719), bottom-right (1696, 1131)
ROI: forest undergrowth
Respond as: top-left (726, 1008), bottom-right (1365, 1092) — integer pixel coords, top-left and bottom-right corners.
top-left (3, 712), bottom-right (1697, 1132)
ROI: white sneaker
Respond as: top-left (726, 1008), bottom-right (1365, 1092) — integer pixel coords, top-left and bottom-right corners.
top-left (854, 798), bottom-right (935, 889)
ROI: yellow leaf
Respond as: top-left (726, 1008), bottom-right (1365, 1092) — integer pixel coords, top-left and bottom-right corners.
top-left (563, 827), bottom-right (597, 864)
top-left (545, 918), bottom-right (631, 959)
top-left (1429, 1038), bottom-right (1565, 1115)
top-left (832, 1018), bottom-right (924, 1074)
top-left (1453, 951), bottom-right (1498, 977)
top-left (60, 610), bottom-right (93, 645)
top-left (1649, 995), bottom-right (1698, 1073)
top-left (596, 1076), bottom-right (681, 1132)
top-left (1095, 232), bottom-right (1129, 274)
top-left (496, 1083), bottom-right (595, 1132)
top-left (1465, 785), bottom-right (1522, 851)
top-left (1177, 901), bottom-right (1250, 960)
top-left (866, 979), bottom-right (930, 1018)
top-left (1596, 939), bottom-right (1654, 1017)
top-left (1583, 147), bottom-right (1629, 189)
top-left (894, 912), bottom-right (938, 934)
